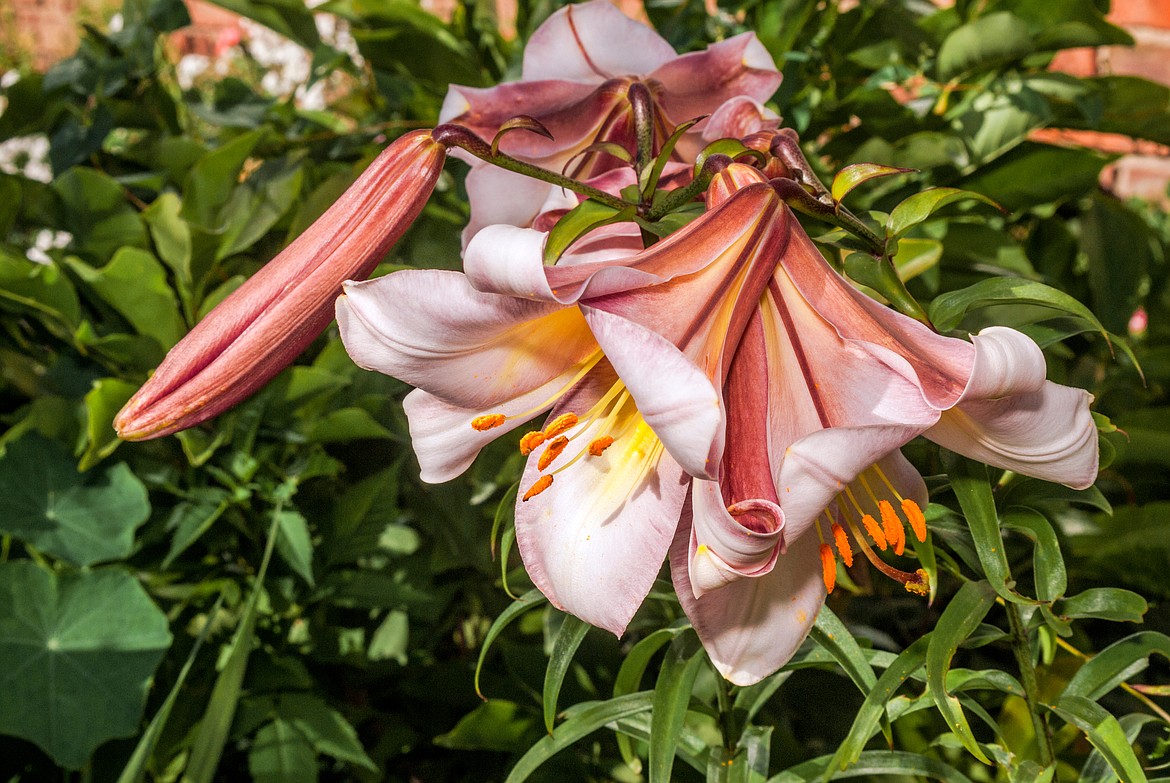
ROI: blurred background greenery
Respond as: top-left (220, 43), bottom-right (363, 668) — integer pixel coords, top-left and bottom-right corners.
top-left (1, 0), bottom-right (1169, 781)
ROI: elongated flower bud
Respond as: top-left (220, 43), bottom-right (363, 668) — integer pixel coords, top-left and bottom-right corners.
top-left (115, 130), bottom-right (447, 440)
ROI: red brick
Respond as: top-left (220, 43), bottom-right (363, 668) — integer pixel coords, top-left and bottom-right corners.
top-left (1100, 39), bottom-right (1170, 86)
top-left (1109, 0), bottom-right (1170, 28)
top-left (1050, 47), bottom-right (1098, 77)
top-left (1108, 154), bottom-right (1170, 204)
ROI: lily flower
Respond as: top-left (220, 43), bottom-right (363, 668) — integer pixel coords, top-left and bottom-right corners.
top-left (336, 165), bottom-right (1096, 682)
top-left (115, 130), bottom-right (448, 440)
top-left (438, 0), bottom-right (781, 242)
top-left (336, 183), bottom-right (789, 634)
top-left (668, 165), bottom-right (1098, 685)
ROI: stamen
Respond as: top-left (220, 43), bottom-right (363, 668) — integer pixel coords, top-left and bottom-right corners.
top-left (847, 525), bottom-right (927, 592)
top-left (537, 436), bottom-right (569, 471)
top-left (519, 431), bottom-right (547, 456)
top-left (588, 436), bottom-right (614, 456)
top-left (878, 500), bottom-right (906, 556)
top-left (904, 569), bottom-right (930, 596)
top-left (860, 513), bottom-right (888, 551)
top-left (820, 543), bottom-right (836, 594)
top-left (831, 523), bottom-right (853, 567)
top-left (522, 474), bottom-right (554, 501)
top-left (903, 499), bottom-right (927, 542)
top-left (544, 413), bottom-right (579, 438)
top-left (471, 413), bottom-right (506, 431)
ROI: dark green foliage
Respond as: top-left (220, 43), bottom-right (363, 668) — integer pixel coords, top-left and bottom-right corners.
top-left (1, 0), bottom-right (1169, 781)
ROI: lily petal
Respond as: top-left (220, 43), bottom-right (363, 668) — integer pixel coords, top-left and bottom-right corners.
top-left (671, 512), bottom-right (824, 686)
top-left (336, 270), bottom-right (597, 410)
top-left (927, 381), bottom-right (1098, 489)
top-left (651, 32), bottom-right (782, 127)
top-left (583, 307), bottom-right (724, 480)
top-left (516, 367), bottom-right (690, 635)
top-left (520, 0), bottom-right (677, 82)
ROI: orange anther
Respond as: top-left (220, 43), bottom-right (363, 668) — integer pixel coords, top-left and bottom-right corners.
top-left (522, 474), bottom-right (554, 501)
top-left (902, 499), bottom-right (927, 542)
top-left (831, 523), bottom-right (853, 567)
top-left (471, 413), bottom-right (506, 431)
top-left (537, 436), bottom-right (569, 471)
top-left (860, 513), bottom-right (888, 551)
top-left (588, 435), bottom-right (614, 456)
top-left (879, 500), bottom-right (905, 556)
top-left (543, 413), bottom-right (579, 438)
top-left (820, 543), bottom-right (836, 594)
top-left (519, 430), bottom-right (547, 456)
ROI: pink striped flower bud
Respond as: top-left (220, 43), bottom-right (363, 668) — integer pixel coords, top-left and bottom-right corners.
top-left (115, 129), bottom-right (447, 440)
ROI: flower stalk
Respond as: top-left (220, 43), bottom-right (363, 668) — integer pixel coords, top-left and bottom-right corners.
top-left (431, 124), bottom-right (630, 212)
top-left (1006, 602), bottom-right (1056, 767)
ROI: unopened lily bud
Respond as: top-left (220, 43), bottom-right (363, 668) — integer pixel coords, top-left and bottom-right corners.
top-left (115, 129), bottom-right (447, 440)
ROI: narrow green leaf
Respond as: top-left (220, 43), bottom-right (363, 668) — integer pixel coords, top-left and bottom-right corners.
top-left (1056, 588), bottom-right (1147, 623)
top-left (505, 693), bottom-right (654, 783)
top-left (80, 377), bottom-right (137, 470)
top-left (118, 596), bottom-right (224, 783)
top-left (543, 614), bottom-right (591, 733)
top-left (650, 631), bottom-right (706, 783)
top-left (1080, 713), bottom-right (1157, 783)
top-left (929, 277), bottom-right (1109, 335)
top-left (1002, 509), bottom-right (1067, 603)
top-left (1063, 631), bottom-right (1170, 701)
top-left (809, 606), bottom-right (877, 692)
top-left (180, 505), bottom-right (284, 783)
top-left (276, 509), bottom-right (315, 586)
top-left (926, 581), bottom-right (997, 764)
top-left (886, 187), bottom-right (1000, 240)
top-left (475, 590), bottom-right (546, 698)
top-left (1048, 696), bottom-right (1147, 783)
top-left (613, 625), bottom-right (687, 769)
top-left (825, 636), bottom-right (931, 774)
top-left (708, 724), bottom-right (772, 783)
top-left (436, 700), bottom-right (542, 752)
top-left (947, 455), bottom-right (1033, 605)
top-left (778, 749), bottom-right (976, 783)
top-left (543, 200), bottom-right (636, 264)
top-left (831, 163), bottom-right (912, 203)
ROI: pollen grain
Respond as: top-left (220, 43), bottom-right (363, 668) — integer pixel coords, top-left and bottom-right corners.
top-left (860, 513), bottom-right (888, 551)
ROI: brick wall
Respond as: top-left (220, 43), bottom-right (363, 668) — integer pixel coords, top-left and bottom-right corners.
top-left (4, 0), bottom-right (82, 70)
top-left (1047, 2), bottom-right (1170, 203)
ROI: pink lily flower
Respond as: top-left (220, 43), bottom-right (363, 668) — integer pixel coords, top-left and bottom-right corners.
top-left (669, 165), bottom-right (1098, 684)
top-left (438, 0), bottom-right (781, 242)
top-left (336, 167), bottom-right (1097, 682)
top-left (115, 130), bottom-right (447, 440)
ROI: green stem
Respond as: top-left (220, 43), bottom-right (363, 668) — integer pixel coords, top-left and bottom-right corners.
top-left (432, 124), bottom-right (630, 212)
top-left (1006, 602), bottom-right (1056, 768)
top-left (713, 672), bottom-right (737, 754)
top-left (643, 154), bottom-right (733, 222)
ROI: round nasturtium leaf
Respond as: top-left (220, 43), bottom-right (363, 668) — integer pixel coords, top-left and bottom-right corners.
top-left (0, 433), bottom-right (150, 566)
top-left (0, 561), bottom-right (173, 768)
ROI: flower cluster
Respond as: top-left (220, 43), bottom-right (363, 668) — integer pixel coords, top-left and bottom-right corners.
top-left (117, 1), bottom-right (1098, 685)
